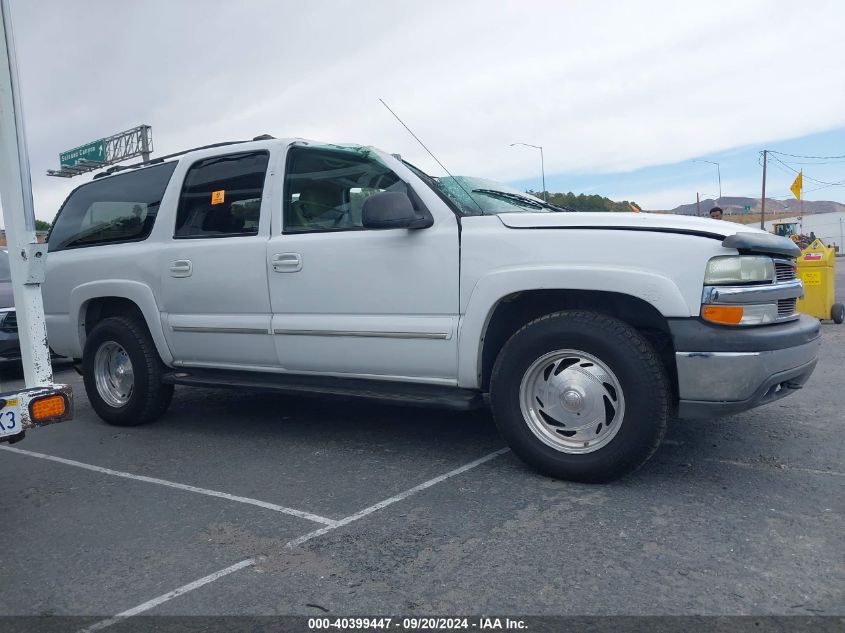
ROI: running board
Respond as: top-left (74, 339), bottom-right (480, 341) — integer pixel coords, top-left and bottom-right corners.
top-left (161, 369), bottom-right (486, 410)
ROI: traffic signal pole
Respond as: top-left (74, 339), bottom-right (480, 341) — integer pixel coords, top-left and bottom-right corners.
top-left (0, 0), bottom-right (53, 387)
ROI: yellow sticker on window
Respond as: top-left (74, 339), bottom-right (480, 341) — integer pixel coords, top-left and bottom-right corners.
top-left (211, 190), bottom-right (225, 205)
top-left (802, 271), bottom-right (821, 286)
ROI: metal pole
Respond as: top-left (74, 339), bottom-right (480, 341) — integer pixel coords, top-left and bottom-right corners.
top-left (539, 146), bottom-right (546, 202)
top-left (140, 124), bottom-right (151, 163)
top-left (696, 192), bottom-right (700, 215)
top-left (0, 0), bottom-right (53, 387)
top-left (759, 150), bottom-right (767, 230)
top-left (511, 142), bottom-right (546, 201)
top-left (693, 159), bottom-right (721, 202)
top-left (800, 185), bottom-right (804, 236)
top-left (716, 163), bottom-right (722, 200)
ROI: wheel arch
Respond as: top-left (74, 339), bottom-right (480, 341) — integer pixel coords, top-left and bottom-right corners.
top-left (459, 268), bottom-right (686, 394)
top-left (69, 281), bottom-right (173, 365)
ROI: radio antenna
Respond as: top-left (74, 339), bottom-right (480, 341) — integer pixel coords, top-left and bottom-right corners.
top-left (379, 98), bottom-right (482, 212)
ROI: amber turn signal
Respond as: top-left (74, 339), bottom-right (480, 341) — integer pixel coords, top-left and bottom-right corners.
top-left (30, 394), bottom-right (67, 421)
top-left (701, 305), bottom-right (744, 325)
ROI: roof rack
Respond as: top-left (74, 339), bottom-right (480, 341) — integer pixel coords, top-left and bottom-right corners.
top-left (94, 134), bottom-right (276, 178)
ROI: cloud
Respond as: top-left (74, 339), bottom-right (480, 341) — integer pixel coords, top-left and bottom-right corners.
top-left (3, 0), bottom-right (844, 222)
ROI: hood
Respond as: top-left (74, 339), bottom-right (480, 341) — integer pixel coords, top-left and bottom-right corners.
top-left (496, 212), bottom-right (800, 257)
top-left (496, 211), bottom-right (757, 238)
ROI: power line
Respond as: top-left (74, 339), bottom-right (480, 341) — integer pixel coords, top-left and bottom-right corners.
top-left (770, 158), bottom-right (845, 165)
top-left (769, 154), bottom-right (845, 187)
top-left (769, 150), bottom-right (845, 160)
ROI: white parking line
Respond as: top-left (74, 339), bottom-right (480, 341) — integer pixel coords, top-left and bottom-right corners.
top-left (79, 558), bottom-right (255, 633)
top-left (78, 447), bottom-right (510, 631)
top-left (286, 447), bottom-right (511, 547)
top-left (661, 442), bottom-right (844, 477)
top-left (704, 457), bottom-right (845, 478)
top-left (0, 445), bottom-right (337, 526)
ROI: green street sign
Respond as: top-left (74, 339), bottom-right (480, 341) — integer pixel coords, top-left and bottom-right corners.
top-left (60, 139), bottom-right (106, 167)
top-left (744, 204), bottom-right (751, 212)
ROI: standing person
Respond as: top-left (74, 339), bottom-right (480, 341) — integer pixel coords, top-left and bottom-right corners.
top-left (708, 206), bottom-right (723, 220)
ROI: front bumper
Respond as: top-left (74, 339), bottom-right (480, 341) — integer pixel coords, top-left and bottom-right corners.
top-left (670, 315), bottom-right (821, 419)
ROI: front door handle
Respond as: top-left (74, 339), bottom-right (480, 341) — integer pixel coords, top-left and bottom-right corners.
top-left (169, 259), bottom-right (193, 278)
top-left (272, 253), bottom-right (302, 273)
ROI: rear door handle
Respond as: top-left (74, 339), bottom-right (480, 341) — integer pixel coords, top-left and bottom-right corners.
top-left (169, 259), bottom-right (193, 278)
top-left (272, 253), bottom-right (302, 273)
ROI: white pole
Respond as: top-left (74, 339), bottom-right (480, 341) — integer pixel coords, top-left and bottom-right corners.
top-left (0, 0), bottom-right (53, 387)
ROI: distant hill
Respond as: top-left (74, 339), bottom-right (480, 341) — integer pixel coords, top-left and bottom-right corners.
top-left (666, 197), bottom-right (845, 217)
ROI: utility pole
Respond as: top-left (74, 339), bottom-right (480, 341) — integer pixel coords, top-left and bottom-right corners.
top-left (0, 0), bottom-right (52, 386)
top-left (539, 145), bottom-right (546, 202)
top-left (759, 150), bottom-right (767, 230)
top-left (0, 0), bottom-right (73, 440)
top-left (696, 192), bottom-right (700, 215)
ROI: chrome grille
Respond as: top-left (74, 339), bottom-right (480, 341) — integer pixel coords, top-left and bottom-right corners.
top-left (0, 310), bottom-right (16, 333)
top-left (777, 298), bottom-right (797, 319)
top-left (774, 259), bottom-right (797, 282)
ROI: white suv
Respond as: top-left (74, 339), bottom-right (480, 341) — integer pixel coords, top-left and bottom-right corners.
top-left (42, 137), bottom-right (819, 482)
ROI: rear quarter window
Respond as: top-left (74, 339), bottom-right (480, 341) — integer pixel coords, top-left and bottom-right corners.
top-left (48, 162), bottom-right (177, 252)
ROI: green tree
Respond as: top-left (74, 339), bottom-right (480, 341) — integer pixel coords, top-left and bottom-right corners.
top-left (528, 190), bottom-right (636, 213)
top-left (35, 219), bottom-right (51, 231)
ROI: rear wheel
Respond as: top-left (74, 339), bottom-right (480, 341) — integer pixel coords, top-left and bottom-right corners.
top-left (832, 303), bottom-right (844, 324)
top-left (490, 310), bottom-right (670, 483)
top-left (83, 316), bottom-right (173, 426)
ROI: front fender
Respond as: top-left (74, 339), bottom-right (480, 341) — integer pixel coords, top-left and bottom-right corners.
top-left (457, 265), bottom-right (689, 388)
top-left (64, 280), bottom-right (173, 364)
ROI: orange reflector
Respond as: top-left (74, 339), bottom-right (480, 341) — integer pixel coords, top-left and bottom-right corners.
top-left (30, 395), bottom-right (67, 421)
top-left (701, 305), bottom-right (744, 325)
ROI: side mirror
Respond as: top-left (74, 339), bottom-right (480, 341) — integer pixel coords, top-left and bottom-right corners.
top-left (362, 191), bottom-right (425, 229)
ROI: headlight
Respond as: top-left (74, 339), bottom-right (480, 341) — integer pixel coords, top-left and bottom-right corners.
top-left (704, 256), bottom-right (774, 285)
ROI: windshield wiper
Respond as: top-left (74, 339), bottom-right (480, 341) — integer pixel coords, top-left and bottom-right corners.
top-left (471, 189), bottom-right (573, 212)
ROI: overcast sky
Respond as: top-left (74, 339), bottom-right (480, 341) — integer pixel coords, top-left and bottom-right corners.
top-left (6, 0), bottom-right (845, 221)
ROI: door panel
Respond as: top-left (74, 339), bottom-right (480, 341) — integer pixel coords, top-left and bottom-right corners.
top-left (161, 236), bottom-right (275, 366)
top-left (158, 150), bottom-right (276, 367)
top-left (268, 227), bottom-right (459, 381)
top-left (267, 146), bottom-right (461, 382)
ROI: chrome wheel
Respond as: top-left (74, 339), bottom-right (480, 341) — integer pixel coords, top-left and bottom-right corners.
top-left (93, 341), bottom-right (134, 407)
top-left (519, 349), bottom-right (625, 454)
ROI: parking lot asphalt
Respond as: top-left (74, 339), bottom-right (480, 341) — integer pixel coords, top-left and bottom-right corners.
top-left (0, 265), bottom-right (842, 623)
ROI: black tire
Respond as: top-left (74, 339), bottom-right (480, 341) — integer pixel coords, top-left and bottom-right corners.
top-left (82, 316), bottom-right (174, 426)
top-left (490, 310), bottom-right (670, 483)
top-left (832, 303), bottom-right (844, 325)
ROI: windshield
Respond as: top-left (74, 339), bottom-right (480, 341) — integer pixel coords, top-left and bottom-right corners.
top-left (403, 164), bottom-right (566, 216)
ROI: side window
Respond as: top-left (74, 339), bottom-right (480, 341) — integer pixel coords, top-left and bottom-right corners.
top-left (174, 151), bottom-right (269, 238)
top-left (284, 148), bottom-right (407, 233)
top-left (48, 162), bottom-right (177, 252)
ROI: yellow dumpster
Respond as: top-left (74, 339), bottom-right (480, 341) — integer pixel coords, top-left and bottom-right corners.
top-left (796, 239), bottom-right (844, 323)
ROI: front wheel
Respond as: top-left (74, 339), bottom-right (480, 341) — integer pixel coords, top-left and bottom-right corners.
top-left (490, 311), bottom-right (670, 483)
top-left (82, 316), bottom-right (173, 426)
top-left (832, 303), bottom-right (844, 325)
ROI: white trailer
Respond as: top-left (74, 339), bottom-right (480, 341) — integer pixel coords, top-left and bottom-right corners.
top-left (0, 0), bottom-right (71, 443)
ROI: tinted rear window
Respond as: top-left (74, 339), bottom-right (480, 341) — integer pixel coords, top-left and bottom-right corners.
top-left (174, 152), bottom-right (269, 238)
top-left (48, 162), bottom-right (177, 252)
